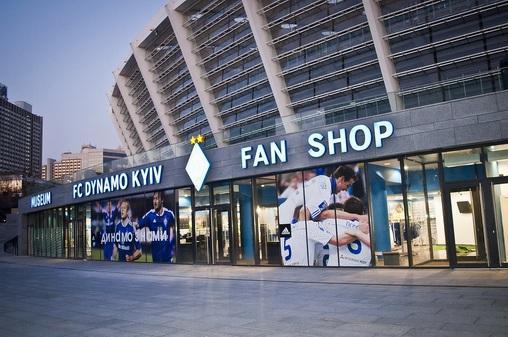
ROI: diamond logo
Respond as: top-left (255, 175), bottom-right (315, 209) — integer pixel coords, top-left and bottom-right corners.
top-left (185, 144), bottom-right (210, 191)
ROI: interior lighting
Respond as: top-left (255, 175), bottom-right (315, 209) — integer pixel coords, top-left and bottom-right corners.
top-left (190, 13), bottom-right (203, 21)
top-left (281, 23), bottom-right (298, 30)
top-left (321, 31), bottom-right (339, 36)
top-left (234, 17), bottom-right (248, 23)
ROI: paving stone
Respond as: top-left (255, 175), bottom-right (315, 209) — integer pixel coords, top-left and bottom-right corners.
top-left (1, 257), bottom-right (508, 337)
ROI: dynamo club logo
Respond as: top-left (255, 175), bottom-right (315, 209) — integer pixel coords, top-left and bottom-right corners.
top-left (185, 134), bottom-right (210, 191)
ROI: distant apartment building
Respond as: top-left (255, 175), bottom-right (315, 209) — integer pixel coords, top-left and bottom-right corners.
top-left (0, 85), bottom-right (42, 178)
top-left (43, 145), bottom-right (126, 181)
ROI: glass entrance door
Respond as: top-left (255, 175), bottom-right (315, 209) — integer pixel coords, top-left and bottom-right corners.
top-left (493, 183), bottom-right (508, 265)
top-left (195, 210), bottom-right (210, 264)
top-left (212, 208), bottom-right (231, 264)
top-left (447, 186), bottom-right (487, 265)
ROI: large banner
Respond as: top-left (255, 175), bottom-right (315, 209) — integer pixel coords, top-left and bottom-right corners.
top-left (278, 164), bottom-right (371, 267)
top-left (91, 190), bottom-right (176, 263)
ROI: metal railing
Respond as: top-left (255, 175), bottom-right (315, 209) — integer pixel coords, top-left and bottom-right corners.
top-left (42, 71), bottom-right (506, 189)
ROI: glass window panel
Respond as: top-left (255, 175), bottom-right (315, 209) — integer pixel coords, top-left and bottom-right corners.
top-left (493, 183), bottom-right (508, 264)
top-left (92, 200), bottom-right (119, 261)
top-left (123, 194), bottom-right (148, 263)
top-left (255, 176), bottom-right (280, 265)
top-left (443, 148), bottom-right (483, 182)
top-left (195, 185), bottom-right (210, 207)
top-left (195, 209), bottom-right (210, 264)
top-left (85, 203), bottom-right (92, 259)
top-left (302, 165), bottom-right (371, 268)
top-left (137, 191), bottom-right (176, 264)
top-left (232, 179), bottom-right (255, 265)
top-left (367, 158), bottom-right (409, 266)
top-left (405, 155), bottom-right (448, 267)
top-left (213, 183), bottom-right (230, 205)
top-left (277, 171), bottom-right (306, 266)
top-left (177, 188), bottom-right (194, 263)
top-left (485, 144), bottom-right (508, 178)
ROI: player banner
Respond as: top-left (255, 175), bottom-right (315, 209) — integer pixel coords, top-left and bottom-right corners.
top-left (91, 190), bottom-right (176, 263)
top-left (277, 164), bottom-right (371, 267)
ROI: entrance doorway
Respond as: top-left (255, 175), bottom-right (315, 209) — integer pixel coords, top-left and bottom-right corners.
top-left (212, 207), bottom-right (231, 264)
top-left (445, 184), bottom-right (487, 266)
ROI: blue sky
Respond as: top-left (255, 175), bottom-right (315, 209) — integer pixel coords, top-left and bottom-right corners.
top-left (0, 0), bottom-right (166, 160)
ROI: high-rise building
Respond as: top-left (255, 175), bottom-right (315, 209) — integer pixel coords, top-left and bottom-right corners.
top-left (0, 83), bottom-right (7, 100)
top-left (45, 145), bottom-right (126, 181)
top-left (0, 85), bottom-right (42, 178)
top-left (108, 0), bottom-right (508, 156)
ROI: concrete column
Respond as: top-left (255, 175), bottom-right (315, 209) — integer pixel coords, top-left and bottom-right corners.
top-left (113, 69), bottom-right (151, 151)
top-left (164, 4), bottom-right (226, 147)
top-left (108, 94), bottom-right (134, 156)
top-left (131, 43), bottom-right (184, 155)
top-left (362, 0), bottom-right (404, 112)
top-left (242, 0), bottom-right (299, 133)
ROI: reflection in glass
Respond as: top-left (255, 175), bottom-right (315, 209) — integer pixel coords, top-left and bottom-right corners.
top-left (232, 179), bottom-right (255, 265)
top-left (493, 183), bottom-right (508, 263)
top-left (368, 159), bottom-right (409, 266)
top-left (255, 176), bottom-right (280, 265)
top-left (486, 144), bottom-right (508, 178)
top-left (195, 185), bottom-right (210, 207)
top-left (177, 188), bottom-right (193, 263)
top-left (213, 183), bottom-right (230, 205)
top-left (195, 210), bottom-right (210, 264)
top-left (405, 155), bottom-right (448, 267)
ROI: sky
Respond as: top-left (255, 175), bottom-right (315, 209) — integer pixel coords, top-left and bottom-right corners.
top-left (0, 0), bottom-right (166, 160)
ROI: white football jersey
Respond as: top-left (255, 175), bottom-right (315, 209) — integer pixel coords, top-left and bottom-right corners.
top-left (278, 187), bottom-right (303, 224)
top-left (303, 175), bottom-right (332, 221)
top-left (281, 221), bottom-right (332, 266)
top-left (314, 219), bottom-right (339, 267)
top-left (337, 219), bottom-right (372, 267)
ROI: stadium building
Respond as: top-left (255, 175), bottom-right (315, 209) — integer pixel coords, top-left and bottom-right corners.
top-left (19, 0), bottom-right (508, 268)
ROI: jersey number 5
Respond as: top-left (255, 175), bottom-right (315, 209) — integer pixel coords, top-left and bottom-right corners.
top-left (283, 237), bottom-right (292, 261)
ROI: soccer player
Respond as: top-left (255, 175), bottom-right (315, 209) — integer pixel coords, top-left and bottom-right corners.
top-left (95, 200), bottom-right (118, 261)
top-left (138, 191), bottom-right (176, 263)
top-left (113, 199), bottom-right (142, 262)
top-left (317, 197), bottom-right (371, 267)
top-left (278, 166), bottom-right (368, 224)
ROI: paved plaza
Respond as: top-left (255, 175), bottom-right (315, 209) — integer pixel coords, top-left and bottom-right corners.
top-left (0, 256), bottom-right (507, 337)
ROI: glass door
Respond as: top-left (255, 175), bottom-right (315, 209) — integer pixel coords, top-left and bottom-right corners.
top-left (493, 182), bottom-right (508, 265)
top-left (74, 220), bottom-right (85, 259)
top-left (446, 185), bottom-right (487, 266)
top-left (195, 210), bottom-right (210, 264)
top-left (212, 207), bottom-right (231, 264)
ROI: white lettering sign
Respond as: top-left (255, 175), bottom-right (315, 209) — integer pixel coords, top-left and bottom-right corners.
top-left (30, 192), bottom-right (52, 208)
top-left (243, 121), bottom-right (394, 167)
top-left (72, 165), bottom-right (163, 199)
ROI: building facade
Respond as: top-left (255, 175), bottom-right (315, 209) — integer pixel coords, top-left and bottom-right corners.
top-left (108, 0), bottom-right (508, 157)
top-left (19, 0), bottom-right (508, 269)
top-left (19, 90), bottom-right (508, 268)
top-left (0, 89), bottom-right (42, 178)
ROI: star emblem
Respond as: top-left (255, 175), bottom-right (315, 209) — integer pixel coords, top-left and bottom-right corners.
top-left (190, 136), bottom-right (196, 145)
top-left (196, 134), bottom-right (205, 144)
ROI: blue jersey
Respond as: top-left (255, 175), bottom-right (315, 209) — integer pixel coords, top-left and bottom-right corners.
top-left (115, 221), bottom-right (141, 262)
top-left (101, 207), bottom-right (117, 261)
top-left (102, 208), bottom-right (117, 234)
top-left (139, 208), bottom-right (175, 263)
